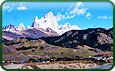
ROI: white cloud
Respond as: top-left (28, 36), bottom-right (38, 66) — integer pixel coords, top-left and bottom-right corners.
top-left (17, 6), bottom-right (27, 10)
top-left (86, 12), bottom-right (91, 18)
top-left (56, 2), bottom-right (90, 21)
top-left (7, 7), bottom-right (13, 12)
top-left (2, 2), bottom-right (28, 12)
top-left (3, 5), bottom-right (10, 10)
top-left (86, 12), bottom-right (91, 17)
top-left (3, 5), bottom-right (13, 12)
top-left (65, 14), bottom-right (76, 19)
top-left (56, 13), bottom-right (64, 21)
top-left (69, 2), bottom-right (88, 15)
top-left (56, 13), bottom-right (76, 21)
top-left (97, 16), bottom-right (113, 19)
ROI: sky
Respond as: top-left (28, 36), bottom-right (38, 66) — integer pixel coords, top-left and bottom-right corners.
top-left (2, 2), bottom-right (113, 30)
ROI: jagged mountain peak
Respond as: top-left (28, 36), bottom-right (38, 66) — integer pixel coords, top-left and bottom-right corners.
top-left (44, 11), bottom-right (56, 20)
top-left (34, 16), bottom-right (39, 22)
top-left (45, 11), bottom-right (54, 17)
top-left (18, 22), bottom-right (25, 31)
top-left (30, 11), bottom-right (80, 35)
top-left (19, 22), bottom-right (24, 27)
top-left (2, 24), bottom-right (17, 31)
top-left (35, 16), bottom-right (38, 19)
top-left (3, 24), bottom-right (15, 28)
top-left (27, 25), bottom-right (31, 29)
top-left (6, 24), bottom-right (13, 26)
top-left (37, 11), bottom-right (59, 32)
top-left (64, 23), bottom-right (71, 29)
top-left (2, 11), bottom-right (80, 36)
top-left (32, 16), bottom-right (39, 28)
top-left (57, 23), bottom-right (80, 35)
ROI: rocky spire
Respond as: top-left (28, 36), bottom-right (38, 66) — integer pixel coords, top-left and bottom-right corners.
top-left (18, 22), bottom-right (25, 31)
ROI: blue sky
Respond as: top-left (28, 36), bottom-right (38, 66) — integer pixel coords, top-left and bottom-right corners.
top-left (2, 2), bottom-right (113, 29)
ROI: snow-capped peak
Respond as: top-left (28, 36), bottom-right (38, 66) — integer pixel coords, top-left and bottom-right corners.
top-left (58, 23), bottom-right (71, 30)
top-left (27, 25), bottom-right (31, 29)
top-left (18, 22), bottom-right (25, 31)
top-left (38, 11), bottom-right (59, 32)
top-left (2, 11), bottom-right (80, 36)
top-left (34, 16), bottom-right (39, 23)
top-left (31, 12), bottom-right (80, 35)
top-left (32, 16), bottom-right (39, 28)
top-left (45, 11), bottom-right (54, 18)
top-left (2, 24), bottom-right (17, 31)
top-left (64, 23), bottom-right (71, 29)
top-left (57, 23), bottom-right (80, 35)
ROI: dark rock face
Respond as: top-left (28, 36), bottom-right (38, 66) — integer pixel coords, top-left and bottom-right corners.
top-left (41, 28), bottom-right (113, 51)
top-left (2, 38), bottom-right (9, 42)
top-left (108, 28), bottom-right (113, 39)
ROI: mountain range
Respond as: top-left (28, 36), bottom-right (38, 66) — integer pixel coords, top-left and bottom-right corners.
top-left (2, 24), bottom-right (58, 41)
top-left (2, 27), bottom-right (113, 62)
top-left (2, 11), bottom-right (113, 64)
top-left (41, 27), bottom-right (113, 51)
top-left (2, 11), bottom-right (80, 40)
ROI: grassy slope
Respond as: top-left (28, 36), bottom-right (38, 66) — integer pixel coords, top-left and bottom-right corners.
top-left (2, 38), bottom-right (113, 61)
